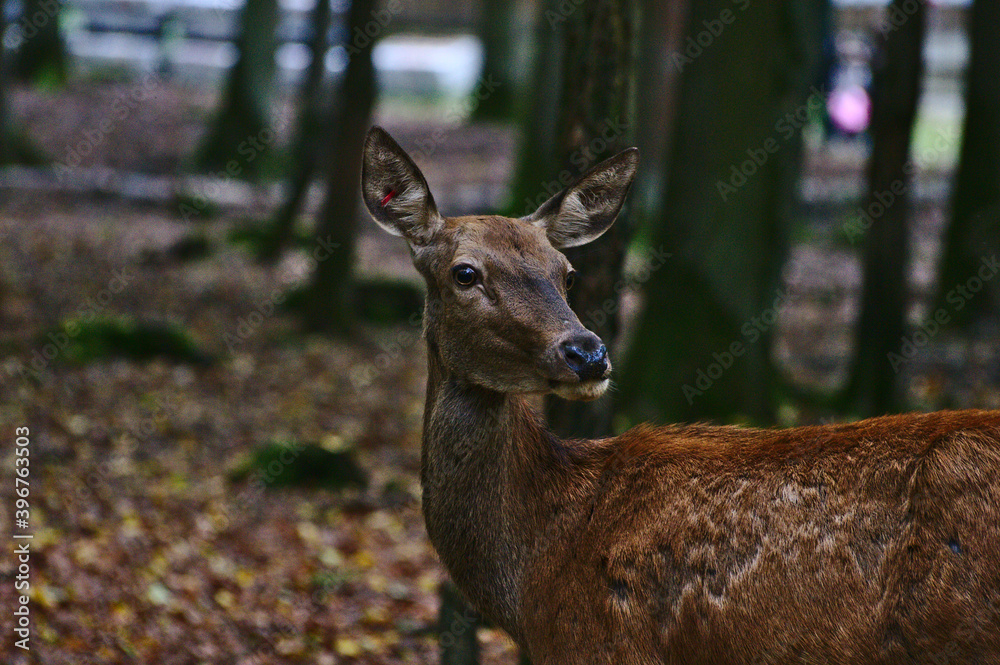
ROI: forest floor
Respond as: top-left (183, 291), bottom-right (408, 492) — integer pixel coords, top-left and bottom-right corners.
top-left (1, 80), bottom-right (998, 665)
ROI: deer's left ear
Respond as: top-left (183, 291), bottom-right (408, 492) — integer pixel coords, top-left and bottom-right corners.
top-left (523, 148), bottom-right (639, 249)
top-left (362, 126), bottom-right (443, 245)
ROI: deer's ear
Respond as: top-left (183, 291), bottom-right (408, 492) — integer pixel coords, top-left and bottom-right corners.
top-left (362, 126), bottom-right (442, 244)
top-left (524, 148), bottom-right (639, 249)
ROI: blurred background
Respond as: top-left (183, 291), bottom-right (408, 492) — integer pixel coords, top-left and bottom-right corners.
top-left (0, 0), bottom-right (997, 662)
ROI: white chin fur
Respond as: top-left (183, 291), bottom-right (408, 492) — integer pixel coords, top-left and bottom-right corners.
top-left (552, 378), bottom-right (610, 402)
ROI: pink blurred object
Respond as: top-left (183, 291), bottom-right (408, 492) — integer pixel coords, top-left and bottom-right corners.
top-left (827, 84), bottom-right (871, 134)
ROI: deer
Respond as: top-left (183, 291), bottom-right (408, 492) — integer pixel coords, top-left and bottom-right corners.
top-left (360, 126), bottom-right (1000, 664)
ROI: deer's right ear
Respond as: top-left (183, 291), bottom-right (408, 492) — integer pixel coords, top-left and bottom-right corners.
top-left (523, 147), bottom-right (639, 249)
top-left (362, 126), bottom-right (442, 244)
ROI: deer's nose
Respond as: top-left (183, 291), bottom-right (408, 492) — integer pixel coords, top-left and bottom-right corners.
top-left (561, 334), bottom-right (608, 381)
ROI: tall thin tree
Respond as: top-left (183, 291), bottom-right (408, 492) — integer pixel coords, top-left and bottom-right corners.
top-left (0, 0), bottom-right (36, 165)
top-left (632, 0), bottom-right (688, 218)
top-left (470, 0), bottom-right (518, 121)
top-left (505, 0), bottom-right (565, 221)
top-left (543, 0), bottom-right (637, 438)
top-left (844, 1), bottom-right (928, 416)
top-left (259, 0), bottom-right (333, 262)
top-left (0, 0), bottom-right (8, 163)
top-left (12, 0), bottom-right (68, 85)
top-left (933, 0), bottom-right (1000, 329)
top-left (194, 0), bottom-right (278, 177)
top-left (504, 0), bottom-right (637, 438)
top-left (302, 0), bottom-right (377, 333)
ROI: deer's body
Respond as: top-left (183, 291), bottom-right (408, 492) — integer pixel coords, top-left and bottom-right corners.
top-left (361, 127), bottom-right (1000, 664)
top-left (425, 362), bottom-right (1000, 663)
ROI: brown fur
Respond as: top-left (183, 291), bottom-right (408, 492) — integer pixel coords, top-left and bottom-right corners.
top-left (362, 127), bottom-right (1000, 664)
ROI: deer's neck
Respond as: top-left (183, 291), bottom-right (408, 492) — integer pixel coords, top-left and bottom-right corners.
top-left (421, 340), bottom-right (581, 640)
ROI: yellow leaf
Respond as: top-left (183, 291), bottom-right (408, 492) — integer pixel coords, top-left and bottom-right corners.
top-left (235, 568), bottom-right (256, 588)
top-left (73, 540), bottom-right (100, 567)
top-left (363, 606), bottom-right (389, 625)
top-left (296, 521), bottom-right (320, 544)
top-left (320, 548), bottom-right (343, 568)
top-left (214, 589), bottom-right (236, 608)
top-left (352, 550), bottom-right (374, 570)
top-left (112, 601), bottom-right (136, 625)
top-left (320, 434), bottom-right (349, 452)
top-left (417, 573), bottom-right (439, 593)
top-left (33, 585), bottom-right (66, 608)
top-left (335, 638), bottom-right (361, 657)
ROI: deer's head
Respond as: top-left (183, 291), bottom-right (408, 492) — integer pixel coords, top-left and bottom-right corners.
top-left (361, 127), bottom-right (638, 401)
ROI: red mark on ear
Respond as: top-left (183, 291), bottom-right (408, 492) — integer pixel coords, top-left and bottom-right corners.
top-left (380, 189), bottom-right (397, 207)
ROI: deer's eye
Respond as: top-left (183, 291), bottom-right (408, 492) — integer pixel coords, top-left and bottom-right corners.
top-left (452, 264), bottom-right (479, 287)
top-left (565, 270), bottom-right (577, 291)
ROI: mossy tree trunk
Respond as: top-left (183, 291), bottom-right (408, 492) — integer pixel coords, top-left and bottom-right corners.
top-left (259, 0), bottom-right (333, 262)
top-left (617, 1), bottom-right (828, 427)
top-left (302, 0), bottom-right (377, 334)
top-left (844, 0), bottom-right (927, 416)
top-left (194, 0), bottom-right (278, 177)
top-left (933, 0), bottom-right (1000, 329)
top-left (12, 0), bottom-right (68, 85)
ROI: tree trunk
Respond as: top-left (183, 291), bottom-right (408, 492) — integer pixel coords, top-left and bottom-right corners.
top-left (0, 0), bottom-right (37, 165)
top-left (541, 0), bottom-right (637, 439)
top-left (844, 1), bottom-right (927, 416)
top-left (470, 0), bottom-right (518, 122)
top-left (438, 582), bottom-right (480, 665)
top-left (933, 0), bottom-right (1000, 329)
top-left (617, 0), bottom-right (828, 426)
top-left (259, 0), bottom-right (333, 262)
top-left (632, 0), bottom-right (689, 222)
top-left (505, 0), bottom-right (566, 220)
top-left (507, 0), bottom-right (636, 438)
top-left (12, 0), bottom-right (68, 85)
top-left (302, 0), bottom-right (377, 334)
top-left (194, 0), bottom-right (278, 177)
top-left (0, 0), bottom-right (8, 163)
